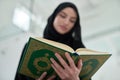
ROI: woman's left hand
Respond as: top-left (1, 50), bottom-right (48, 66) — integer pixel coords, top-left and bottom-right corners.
top-left (50, 52), bottom-right (83, 80)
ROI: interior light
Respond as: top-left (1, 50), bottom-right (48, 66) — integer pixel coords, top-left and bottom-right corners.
top-left (13, 8), bottom-right (30, 31)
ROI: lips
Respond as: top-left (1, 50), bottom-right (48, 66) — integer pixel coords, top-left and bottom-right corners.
top-left (59, 25), bottom-right (67, 31)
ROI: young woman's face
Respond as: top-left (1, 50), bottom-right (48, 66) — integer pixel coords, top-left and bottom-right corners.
top-left (53, 7), bottom-right (77, 34)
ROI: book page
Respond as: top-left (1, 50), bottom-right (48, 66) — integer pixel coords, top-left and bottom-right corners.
top-left (76, 48), bottom-right (109, 55)
top-left (34, 37), bottom-right (75, 53)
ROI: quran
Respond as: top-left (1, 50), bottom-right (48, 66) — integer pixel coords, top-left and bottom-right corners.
top-left (17, 37), bottom-right (111, 80)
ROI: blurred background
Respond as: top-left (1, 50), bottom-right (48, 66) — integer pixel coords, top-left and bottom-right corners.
top-left (0, 0), bottom-right (120, 80)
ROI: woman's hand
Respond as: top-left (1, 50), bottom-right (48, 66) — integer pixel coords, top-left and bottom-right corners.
top-left (50, 52), bottom-right (83, 80)
top-left (36, 72), bottom-right (56, 80)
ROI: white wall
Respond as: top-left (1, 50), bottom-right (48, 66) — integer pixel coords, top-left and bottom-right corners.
top-left (0, 32), bottom-right (29, 80)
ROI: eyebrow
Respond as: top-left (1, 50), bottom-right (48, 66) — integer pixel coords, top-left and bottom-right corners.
top-left (60, 11), bottom-right (77, 19)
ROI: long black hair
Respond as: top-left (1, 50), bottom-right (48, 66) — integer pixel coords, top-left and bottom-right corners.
top-left (44, 2), bottom-right (85, 50)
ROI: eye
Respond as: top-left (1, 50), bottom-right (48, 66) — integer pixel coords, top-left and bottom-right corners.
top-left (70, 19), bottom-right (76, 23)
top-left (59, 14), bottom-right (66, 18)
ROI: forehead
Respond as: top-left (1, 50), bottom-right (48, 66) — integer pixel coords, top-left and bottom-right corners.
top-left (59, 7), bottom-right (77, 18)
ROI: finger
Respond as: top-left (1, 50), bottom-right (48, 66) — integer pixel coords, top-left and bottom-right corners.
top-left (77, 59), bottom-right (83, 71)
top-left (50, 58), bottom-right (65, 77)
top-left (37, 72), bottom-right (47, 80)
top-left (51, 64), bottom-right (64, 79)
top-left (55, 53), bottom-right (69, 69)
top-left (65, 52), bottom-right (76, 68)
top-left (47, 75), bottom-right (56, 80)
top-left (50, 58), bottom-right (64, 72)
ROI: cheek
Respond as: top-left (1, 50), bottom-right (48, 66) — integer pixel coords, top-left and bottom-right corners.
top-left (53, 18), bottom-right (60, 32)
top-left (53, 16), bottom-right (63, 29)
top-left (68, 24), bottom-right (75, 31)
top-left (53, 19), bottom-right (57, 30)
top-left (53, 17), bottom-right (59, 27)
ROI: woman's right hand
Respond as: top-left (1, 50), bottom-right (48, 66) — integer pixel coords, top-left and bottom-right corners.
top-left (36, 72), bottom-right (56, 80)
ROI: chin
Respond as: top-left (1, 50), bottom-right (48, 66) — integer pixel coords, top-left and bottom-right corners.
top-left (57, 32), bottom-right (65, 35)
top-left (57, 30), bottom-right (69, 35)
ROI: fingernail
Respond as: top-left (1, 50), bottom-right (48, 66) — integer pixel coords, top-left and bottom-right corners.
top-left (55, 53), bottom-right (58, 56)
top-left (43, 72), bottom-right (47, 74)
top-left (65, 52), bottom-right (68, 54)
top-left (65, 52), bottom-right (69, 56)
top-left (50, 58), bottom-right (54, 62)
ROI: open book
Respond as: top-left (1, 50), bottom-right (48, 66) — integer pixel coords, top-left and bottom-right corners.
top-left (17, 37), bottom-right (111, 80)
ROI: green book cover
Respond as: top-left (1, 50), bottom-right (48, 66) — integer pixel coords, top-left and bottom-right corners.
top-left (17, 37), bottom-right (111, 80)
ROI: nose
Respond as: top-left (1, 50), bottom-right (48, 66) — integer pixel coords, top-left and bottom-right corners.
top-left (64, 18), bottom-right (69, 25)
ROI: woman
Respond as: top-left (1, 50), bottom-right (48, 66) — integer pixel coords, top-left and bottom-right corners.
top-left (15, 2), bottom-right (88, 80)
top-left (37, 2), bottom-right (86, 80)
